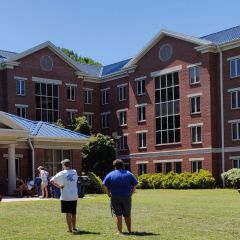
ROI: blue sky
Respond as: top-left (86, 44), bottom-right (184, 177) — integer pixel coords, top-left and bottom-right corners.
top-left (1, 0), bottom-right (240, 65)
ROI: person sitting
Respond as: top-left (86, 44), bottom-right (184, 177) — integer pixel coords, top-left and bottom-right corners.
top-left (16, 177), bottom-right (37, 197)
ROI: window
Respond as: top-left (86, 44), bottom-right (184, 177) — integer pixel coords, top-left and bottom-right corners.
top-left (119, 85), bottom-right (127, 101)
top-left (189, 66), bottom-right (200, 85)
top-left (230, 58), bottom-right (240, 78)
top-left (138, 105), bottom-right (146, 122)
top-left (67, 85), bottom-right (76, 101)
top-left (231, 91), bottom-right (240, 109)
top-left (165, 162), bottom-right (172, 173)
top-left (16, 79), bottom-right (26, 96)
top-left (138, 132), bottom-right (146, 148)
top-left (137, 79), bottom-right (146, 95)
top-left (35, 82), bottom-right (59, 122)
top-left (84, 90), bottom-right (92, 104)
top-left (101, 89), bottom-right (109, 105)
top-left (67, 110), bottom-right (77, 125)
top-left (84, 114), bottom-right (93, 128)
top-left (174, 162), bottom-right (182, 173)
top-left (232, 122), bottom-right (240, 140)
top-left (119, 135), bottom-right (128, 150)
top-left (101, 113), bottom-right (110, 129)
top-left (138, 163), bottom-right (147, 175)
top-left (119, 111), bottom-right (127, 126)
top-left (155, 72), bottom-right (180, 144)
top-left (233, 158), bottom-right (240, 168)
top-left (190, 96), bottom-right (200, 114)
top-left (192, 161), bottom-right (202, 173)
top-left (16, 106), bottom-right (27, 118)
top-left (155, 163), bottom-right (162, 173)
top-left (191, 126), bottom-right (202, 143)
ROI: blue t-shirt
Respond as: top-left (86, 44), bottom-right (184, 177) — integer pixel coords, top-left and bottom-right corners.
top-left (103, 169), bottom-right (138, 197)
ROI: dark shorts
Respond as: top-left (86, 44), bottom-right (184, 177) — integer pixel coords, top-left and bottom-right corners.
top-left (61, 200), bottom-right (77, 214)
top-left (111, 196), bottom-right (132, 217)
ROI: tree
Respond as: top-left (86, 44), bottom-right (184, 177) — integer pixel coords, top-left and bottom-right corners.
top-left (60, 48), bottom-right (102, 66)
top-left (82, 133), bottom-right (116, 179)
top-left (54, 119), bottom-right (65, 128)
top-left (73, 116), bottom-right (91, 136)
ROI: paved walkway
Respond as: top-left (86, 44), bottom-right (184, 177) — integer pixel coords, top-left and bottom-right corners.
top-left (1, 196), bottom-right (57, 202)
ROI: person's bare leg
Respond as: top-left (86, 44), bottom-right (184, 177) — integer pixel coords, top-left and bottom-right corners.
top-left (66, 213), bottom-right (72, 232)
top-left (116, 216), bottom-right (122, 233)
top-left (41, 185), bottom-right (45, 197)
top-left (44, 186), bottom-right (48, 198)
top-left (72, 214), bottom-right (76, 229)
top-left (124, 216), bottom-right (131, 233)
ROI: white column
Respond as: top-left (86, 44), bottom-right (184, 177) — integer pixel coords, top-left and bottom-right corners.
top-left (8, 144), bottom-right (16, 194)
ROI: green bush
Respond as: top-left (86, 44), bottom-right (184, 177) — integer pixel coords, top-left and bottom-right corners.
top-left (161, 172), bottom-right (175, 189)
top-left (172, 172), bottom-right (192, 189)
top-left (151, 173), bottom-right (164, 189)
top-left (85, 172), bottom-right (104, 194)
top-left (221, 168), bottom-right (240, 188)
top-left (137, 174), bottom-right (153, 189)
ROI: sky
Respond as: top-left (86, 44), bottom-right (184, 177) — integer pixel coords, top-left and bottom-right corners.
top-left (1, 0), bottom-right (240, 65)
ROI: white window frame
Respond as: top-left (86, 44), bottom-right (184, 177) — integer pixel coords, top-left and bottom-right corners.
top-left (84, 89), bottom-right (93, 104)
top-left (15, 104), bottom-right (28, 118)
top-left (137, 131), bottom-right (147, 149)
top-left (16, 78), bottom-right (26, 96)
top-left (191, 160), bottom-right (202, 173)
top-left (137, 105), bottom-right (146, 122)
top-left (231, 121), bottom-right (240, 141)
top-left (136, 79), bottom-right (146, 96)
top-left (190, 125), bottom-right (202, 144)
top-left (230, 90), bottom-right (240, 110)
top-left (119, 134), bottom-right (128, 150)
top-left (189, 65), bottom-right (200, 85)
top-left (118, 110), bottom-right (127, 126)
top-left (190, 95), bottom-right (201, 114)
top-left (230, 156), bottom-right (240, 168)
top-left (118, 84), bottom-right (127, 101)
top-left (137, 163), bottom-right (147, 175)
top-left (83, 112), bottom-right (94, 128)
top-left (101, 88), bottom-right (110, 105)
top-left (230, 58), bottom-right (240, 78)
top-left (67, 85), bottom-right (76, 101)
top-left (66, 109), bottom-right (78, 125)
top-left (101, 112), bottom-right (110, 129)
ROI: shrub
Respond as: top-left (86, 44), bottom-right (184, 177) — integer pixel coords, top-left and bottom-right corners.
top-left (172, 172), bottom-right (192, 189)
top-left (137, 174), bottom-right (153, 189)
top-left (85, 172), bottom-right (104, 194)
top-left (221, 168), bottom-right (240, 188)
top-left (151, 173), bottom-right (164, 189)
top-left (191, 170), bottom-right (216, 189)
top-left (161, 172), bottom-right (175, 189)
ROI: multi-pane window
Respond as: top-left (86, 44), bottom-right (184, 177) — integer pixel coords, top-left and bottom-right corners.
top-left (137, 79), bottom-right (146, 95)
top-left (138, 132), bottom-right (146, 148)
top-left (231, 90), bottom-right (240, 109)
top-left (138, 163), bottom-right (147, 175)
top-left (190, 96), bottom-right (200, 114)
top-left (66, 110), bottom-right (77, 125)
top-left (16, 79), bottom-right (26, 95)
top-left (233, 158), bottom-right (240, 168)
top-left (84, 114), bottom-right (93, 128)
top-left (35, 82), bottom-right (59, 122)
top-left (101, 89), bottom-right (109, 105)
top-left (232, 122), bottom-right (240, 140)
top-left (192, 161), bottom-right (202, 173)
top-left (230, 58), bottom-right (240, 78)
top-left (119, 135), bottom-right (128, 150)
top-left (174, 162), bottom-right (182, 173)
top-left (165, 162), bottom-right (172, 174)
top-left (191, 126), bottom-right (202, 143)
top-left (189, 66), bottom-right (200, 85)
top-left (155, 163), bottom-right (162, 173)
top-left (84, 90), bottom-right (93, 104)
top-left (119, 111), bottom-right (127, 126)
top-left (155, 72), bottom-right (180, 144)
top-left (16, 106), bottom-right (27, 118)
top-left (137, 105), bottom-right (146, 122)
top-left (119, 85), bottom-right (127, 101)
top-left (67, 85), bottom-right (76, 101)
top-left (101, 113), bottom-right (110, 129)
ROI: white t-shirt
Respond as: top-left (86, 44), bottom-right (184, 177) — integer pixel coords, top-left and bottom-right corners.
top-left (51, 169), bottom-right (78, 201)
top-left (40, 170), bottom-right (49, 184)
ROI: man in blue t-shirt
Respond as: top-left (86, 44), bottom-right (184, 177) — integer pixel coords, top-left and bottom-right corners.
top-left (103, 159), bottom-right (138, 235)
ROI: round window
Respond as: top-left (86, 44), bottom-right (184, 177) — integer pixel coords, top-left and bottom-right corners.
top-left (159, 44), bottom-right (173, 62)
top-left (40, 55), bottom-right (53, 71)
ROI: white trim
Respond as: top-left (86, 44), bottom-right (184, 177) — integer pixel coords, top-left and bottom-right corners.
top-left (228, 119), bottom-right (240, 123)
top-left (100, 111), bottom-right (110, 115)
top-left (229, 156), bottom-right (240, 159)
top-left (83, 112), bottom-right (94, 115)
top-left (83, 88), bottom-right (93, 91)
top-left (135, 103), bottom-right (147, 107)
top-left (117, 108), bottom-right (128, 113)
top-left (188, 123), bottom-right (203, 127)
top-left (134, 76), bottom-right (147, 81)
top-left (136, 130), bottom-right (148, 134)
top-left (15, 104), bottom-right (29, 108)
top-left (227, 55), bottom-right (240, 61)
top-left (227, 87), bottom-right (240, 92)
top-left (100, 87), bottom-right (110, 91)
top-left (3, 154), bottom-right (23, 158)
top-left (122, 133), bottom-right (129, 136)
top-left (189, 158), bottom-right (204, 161)
top-left (66, 109), bottom-right (78, 112)
top-left (32, 77), bottom-right (62, 85)
top-left (14, 76), bottom-right (28, 80)
top-left (187, 62), bottom-right (202, 68)
top-left (65, 83), bottom-right (77, 87)
top-left (136, 161), bottom-right (148, 164)
top-left (117, 83), bottom-right (128, 88)
top-left (187, 93), bottom-right (203, 98)
top-left (151, 65), bottom-right (182, 77)
top-left (153, 159), bottom-right (183, 163)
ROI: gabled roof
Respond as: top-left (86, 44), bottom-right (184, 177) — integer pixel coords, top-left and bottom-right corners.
top-left (76, 62), bottom-right (102, 77)
top-left (1, 111), bottom-right (89, 141)
top-left (101, 59), bottom-right (131, 76)
top-left (201, 25), bottom-right (240, 44)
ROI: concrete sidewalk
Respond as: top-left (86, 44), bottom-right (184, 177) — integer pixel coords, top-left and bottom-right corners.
top-left (1, 196), bottom-right (56, 202)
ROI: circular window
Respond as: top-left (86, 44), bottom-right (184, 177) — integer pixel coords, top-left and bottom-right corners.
top-left (40, 55), bottom-right (53, 71)
top-left (159, 44), bottom-right (173, 62)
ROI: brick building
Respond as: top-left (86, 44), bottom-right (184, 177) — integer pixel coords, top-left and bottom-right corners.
top-left (1, 26), bottom-right (240, 183)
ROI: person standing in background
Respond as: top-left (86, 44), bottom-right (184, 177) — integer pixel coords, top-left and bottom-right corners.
top-left (37, 166), bottom-right (49, 198)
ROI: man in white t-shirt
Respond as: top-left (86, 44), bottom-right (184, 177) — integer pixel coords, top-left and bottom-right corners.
top-left (50, 159), bottom-right (79, 233)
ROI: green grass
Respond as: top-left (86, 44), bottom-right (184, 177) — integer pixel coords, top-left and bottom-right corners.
top-left (1, 189), bottom-right (240, 239)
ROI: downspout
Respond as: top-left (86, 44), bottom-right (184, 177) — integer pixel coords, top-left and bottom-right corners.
top-left (216, 45), bottom-right (225, 187)
top-left (28, 138), bottom-right (35, 179)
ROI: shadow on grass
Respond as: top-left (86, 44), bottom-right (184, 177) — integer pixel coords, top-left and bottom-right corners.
top-left (73, 230), bottom-right (100, 235)
top-left (124, 231), bottom-right (160, 236)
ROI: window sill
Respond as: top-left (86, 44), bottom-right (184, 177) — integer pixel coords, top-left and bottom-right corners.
top-left (138, 147), bottom-right (147, 150)
top-left (191, 142), bottom-right (202, 145)
top-left (138, 120), bottom-right (146, 123)
top-left (155, 142), bottom-right (181, 147)
top-left (16, 94), bottom-right (26, 96)
top-left (189, 82), bottom-right (200, 86)
top-left (67, 99), bottom-right (76, 102)
top-left (137, 93), bottom-right (146, 96)
top-left (191, 112), bottom-right (201, 115)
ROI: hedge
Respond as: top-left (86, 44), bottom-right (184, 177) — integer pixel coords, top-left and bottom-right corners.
top-left (221, 168), bottom-right (240, 188)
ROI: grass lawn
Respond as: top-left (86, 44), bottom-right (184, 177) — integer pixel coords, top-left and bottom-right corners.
top-left (0, 189), bottom-right (240, 240)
